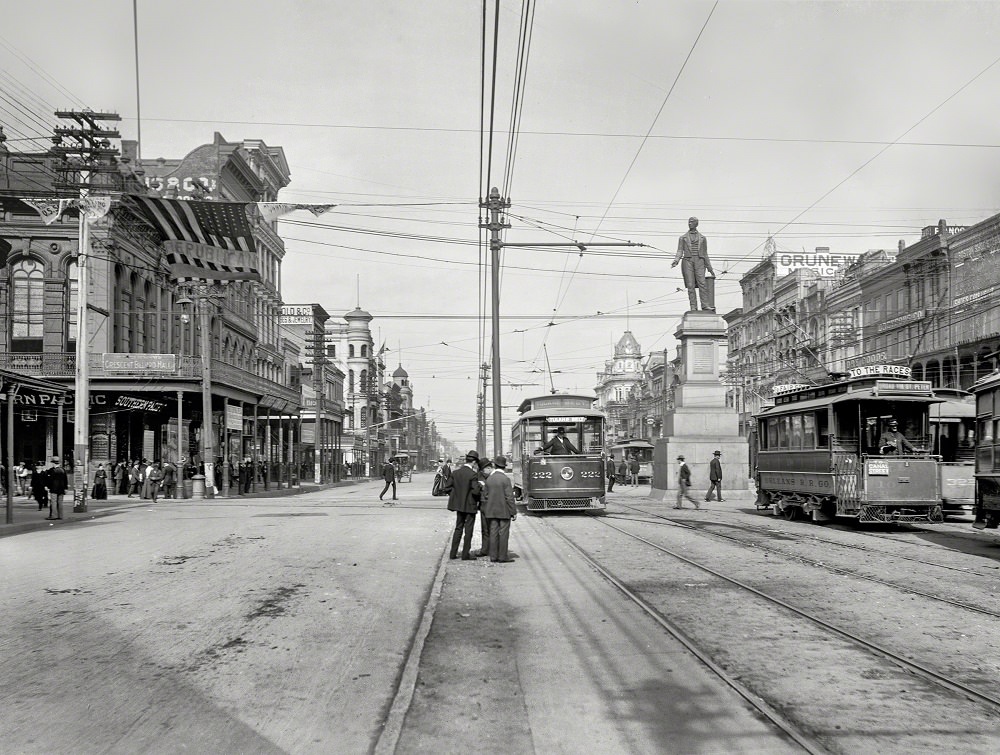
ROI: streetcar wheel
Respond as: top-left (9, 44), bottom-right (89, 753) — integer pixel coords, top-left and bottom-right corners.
top-left (783, 505), bottom-right (800, 521)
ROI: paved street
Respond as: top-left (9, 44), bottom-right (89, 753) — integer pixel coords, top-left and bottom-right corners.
top-left (1, 475), bottom-right (804, 754)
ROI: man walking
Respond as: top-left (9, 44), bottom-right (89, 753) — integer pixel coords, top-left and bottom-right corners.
top-left (483, 455), bottom-right (517, 563)
top-left (447, 451), bottom-right (481, 560)
top-left (605, 452), bottom-right (616, 493)
top-left (45, 457), bottom-right (68, 520)
top-left (706, 450), bottom-right (724, 502)
top-left (674, 454), bottom-right (701, 510)
top-left (379, 458), bottom-right (397, 503)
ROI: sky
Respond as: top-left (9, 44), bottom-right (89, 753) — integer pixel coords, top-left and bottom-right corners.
top-left (3, 0), bottom-right (1000, 450)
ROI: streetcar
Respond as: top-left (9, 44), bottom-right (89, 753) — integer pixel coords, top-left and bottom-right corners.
top-left (972, 370), bottom-right (1000, 529)
top-left (610, 438), bottom-right (654, 484)
top-left (510, 393), bottom-right (607, 512)
top-left (930, 388), bottom-right (976, 517)
top-left (755, 364), bottom-right (943, 524)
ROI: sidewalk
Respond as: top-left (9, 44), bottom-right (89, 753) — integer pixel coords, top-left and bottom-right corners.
top-left (0, 480), bottom-right (357, 539)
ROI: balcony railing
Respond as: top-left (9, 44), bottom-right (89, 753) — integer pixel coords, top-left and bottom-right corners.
top-left (0, 352), bottom-right (300, 407)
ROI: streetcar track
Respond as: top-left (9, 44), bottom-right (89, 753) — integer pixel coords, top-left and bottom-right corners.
top-left (559, 514), bottom-right (1000, 717)
top-left (609, 503), bottom-right (1000, 620)
top-left (539, 518), bottom-right (828, 755)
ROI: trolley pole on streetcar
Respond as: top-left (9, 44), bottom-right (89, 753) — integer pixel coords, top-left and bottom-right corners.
top-left (480, 186), bottom-right (646, 458)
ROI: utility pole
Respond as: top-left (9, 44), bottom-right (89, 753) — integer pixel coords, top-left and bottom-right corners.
top-left (480, 188), bottom-right (509, 457)
top-left (53, 110), bottom-right (121, 513)
top-left (477, 361), bottom-right (488, 453)
top-left (479, 186), bottom-right (645, 457)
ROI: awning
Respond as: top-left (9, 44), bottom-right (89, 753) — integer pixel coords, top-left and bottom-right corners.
top-left (0, 368), bottom-right (68, 396)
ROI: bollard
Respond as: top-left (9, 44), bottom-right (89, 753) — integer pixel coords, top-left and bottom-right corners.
top-left (191, 474), bottom-right (206, 500)
top-left (181, 479), bottom-right (194, 500)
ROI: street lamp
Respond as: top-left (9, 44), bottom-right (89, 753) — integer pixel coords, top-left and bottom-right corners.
top-left (176, 286), bottom-right (219, 496)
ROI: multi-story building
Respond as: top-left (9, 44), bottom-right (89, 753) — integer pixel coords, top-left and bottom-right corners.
top-left (0, 124), bottom-right (303, 491)
top-left (725, 214), bottom-right (1000, 434)
top-left (327, 306), bottom-right (386, 477)
top-left (595, 330), bottom-right (645, 442)
top-left (279, 303), bottom-right (345, 484)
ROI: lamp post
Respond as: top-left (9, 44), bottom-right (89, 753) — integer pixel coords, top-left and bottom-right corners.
top-left (176, 286), bottom-right (218, 496)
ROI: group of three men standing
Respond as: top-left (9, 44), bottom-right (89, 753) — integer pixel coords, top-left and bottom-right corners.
top-left (444, 450), bottom-right (517, 563)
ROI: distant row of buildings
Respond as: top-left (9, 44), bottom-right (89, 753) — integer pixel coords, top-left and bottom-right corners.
top-left (596, 217), bottom-right (1000, 439)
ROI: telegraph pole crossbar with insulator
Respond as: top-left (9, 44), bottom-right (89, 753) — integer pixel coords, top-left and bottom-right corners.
top-left (479, 186), bottom-right (645, 457)
top-left (53, 110), bottom-right (121, 513)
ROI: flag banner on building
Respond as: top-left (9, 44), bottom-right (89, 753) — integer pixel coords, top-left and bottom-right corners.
top-left (77, 196), bottom-right (112, 220)
top-left (255, 202), bottom-right (337, 223)
top-left (20, 196), bottom-right (113, 223)
top-left (125, 195), bottom-right (260, 284)
top-left (21, 198), bottom-right (71, 224)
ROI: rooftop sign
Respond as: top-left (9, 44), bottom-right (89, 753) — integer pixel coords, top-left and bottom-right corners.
top-left (848, 364), bottom-right (911, 379)
top-left (776, 251), bottom-right (860, 278)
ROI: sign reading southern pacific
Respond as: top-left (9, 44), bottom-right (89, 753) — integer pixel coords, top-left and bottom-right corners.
top-left (848, 364), bottom-right (911, 379)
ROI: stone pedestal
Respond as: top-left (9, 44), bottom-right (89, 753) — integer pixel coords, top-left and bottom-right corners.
top-left (651, 311), bottom-right (749, 499)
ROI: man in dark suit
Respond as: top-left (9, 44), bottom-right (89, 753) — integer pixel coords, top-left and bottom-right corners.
top-left (604, 452), bottom-right (616, 492)
top-left (379, 458), bottom-right (397, 503)
top-left (705, 450), bottom-right (724, 502)
top-left (483, 455), bottom-right (517, 562)
top-left (447, 451), bottom-right (481, 559)
top-left (45, 457), bottom-right (68, 520)
top-left (541, 427), bottom-right (578, 455)
top-left (472, 456), bottom-right (494, 557)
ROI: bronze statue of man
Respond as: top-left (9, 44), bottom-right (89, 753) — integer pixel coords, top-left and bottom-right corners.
top-left (672, 216), bottom-right (715, 312)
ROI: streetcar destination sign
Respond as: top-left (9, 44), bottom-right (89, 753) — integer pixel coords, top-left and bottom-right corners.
top-left (848, 364), bottom-right (911, 379)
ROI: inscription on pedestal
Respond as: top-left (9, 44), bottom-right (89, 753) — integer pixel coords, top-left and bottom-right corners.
top-left (693, 342), bottom-right (713, 373)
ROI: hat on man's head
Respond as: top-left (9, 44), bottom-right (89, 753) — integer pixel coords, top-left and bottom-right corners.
top-left (555, 427), bottom-right (565, 433)
top-left (888, 419), bottom-right (898, 425)
top-left (714, 450), bottom-right (722, 456)
top-left (676, 455), bottom-right (685, 461)
top-left (465, 450), bottom-right (480, 462)
top-left (493, 455), bottom-right (507, 469)
top-left (477, 457), bottom-right (493, 470)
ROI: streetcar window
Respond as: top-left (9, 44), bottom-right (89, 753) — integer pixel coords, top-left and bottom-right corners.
top-left (790, 415), bottom-right (803, 449)
top-left (815, 412), bottom-right (829, 449)
top-left (767, 418), bottom-right (778, 449)
top-left (778, 416), bottom-right (791, 448)
top-left (803, 413), bottom-right (816, 449)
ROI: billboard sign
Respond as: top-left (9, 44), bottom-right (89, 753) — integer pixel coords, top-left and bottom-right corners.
top-left (776, 251), bottom-right (860, 278)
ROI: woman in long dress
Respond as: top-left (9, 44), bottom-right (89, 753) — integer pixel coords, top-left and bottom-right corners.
top-left (92, 464), bottom-right (108, 500)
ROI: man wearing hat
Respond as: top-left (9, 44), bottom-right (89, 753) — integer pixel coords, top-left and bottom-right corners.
top-left (482, 455), bottom-right (517, 562)
top-left (878, 419), bottom-right (915, 455)
top-left (705, 450), bottom-right (724, 502)
top-left (447, 451), bottom-right (482, 560)
top-left (472, 456), bottom-right (494, 556)
top-left (541, 427), bottom-right (578, 455)
top-left (674, 454), bottom-right (700, 510)
top-left (45, 456), bottom-right (68, 520)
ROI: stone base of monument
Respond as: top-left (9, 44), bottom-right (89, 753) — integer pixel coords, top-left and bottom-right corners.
top-left (649, 311), bottom-right (749, 500)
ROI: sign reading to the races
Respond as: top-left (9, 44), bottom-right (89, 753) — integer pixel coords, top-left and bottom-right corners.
top-left (102, 353), bottom-right (177, 373)
top-left (848, 364), bottom-right (911, 379)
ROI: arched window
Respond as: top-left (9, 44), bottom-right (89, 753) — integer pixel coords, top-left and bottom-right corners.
top-left (349, 344), bottom-right (355, 358)
top-left (360, 370), bottom-right (368, 393)
top-left (361, 344), bottom-right (368, 357)
top-left (348, 370), bottom-right (354, 391)
top-left (11, 259), bottom-right (44, 352)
